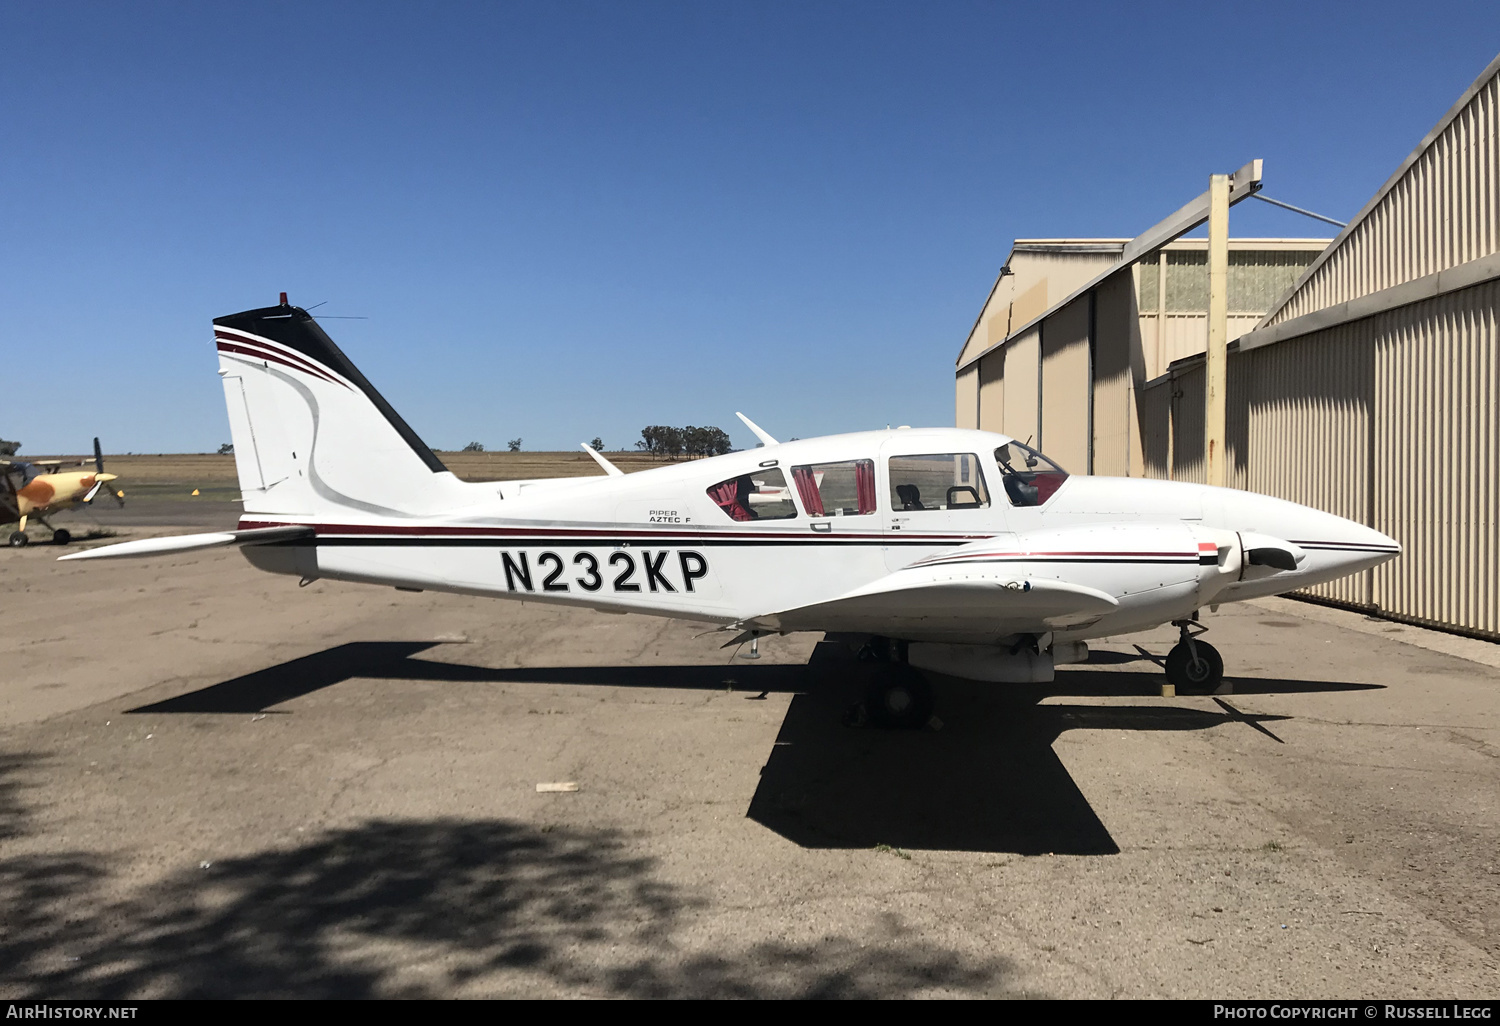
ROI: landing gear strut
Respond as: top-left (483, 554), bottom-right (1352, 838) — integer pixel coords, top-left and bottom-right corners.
top-left (866, 664), bottom-right (934, 730)
top-left (1165, 618), bottom-right (1223, 695)
top-left (855, 638), bottom-right (935, 730)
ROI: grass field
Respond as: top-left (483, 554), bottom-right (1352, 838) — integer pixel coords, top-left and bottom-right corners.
top-left (25, 450), bottom-right (691, 502)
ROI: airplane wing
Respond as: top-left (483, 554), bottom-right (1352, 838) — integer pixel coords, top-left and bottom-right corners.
top-left (743, 560), bottom-right (1119, 642)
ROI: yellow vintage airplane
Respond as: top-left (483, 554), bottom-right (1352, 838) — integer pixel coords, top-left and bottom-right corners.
top-left (1, 438), bottom-right (121, 547)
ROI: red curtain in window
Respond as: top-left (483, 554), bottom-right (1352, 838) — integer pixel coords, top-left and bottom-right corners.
top-left (855, 459), bottom-right (876, 514)
top-left (792, 467), bottom-right (824, 516)
top-left (1034, 472), bottom-right (1066, 504)
top-left (708, 480), bottom-right (753, 521)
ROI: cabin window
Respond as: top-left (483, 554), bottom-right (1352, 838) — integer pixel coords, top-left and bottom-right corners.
top-left (994, 441), bottom-right (1069, 506)
top-left (706, 467), bottom-right (797, 522)
top-left (886, 453), bottom-right (989, 512)
top-left (790, 459), bottom-right (876, 517)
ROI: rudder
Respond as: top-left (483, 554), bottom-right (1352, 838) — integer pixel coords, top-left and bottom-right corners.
top-left (214, 300), bottom-right (467, 517)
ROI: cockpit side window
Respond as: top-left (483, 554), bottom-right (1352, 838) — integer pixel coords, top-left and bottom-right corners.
top-left (993, 441), bottom-right (1068, 506)
top-left (790, 459), bottom-right (876, 517)
top-left (706, 467), bottom-right (797, 522)
top-left (886, 453), bottom-right (989, 512)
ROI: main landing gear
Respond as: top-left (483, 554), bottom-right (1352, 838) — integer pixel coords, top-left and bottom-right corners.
top-left (1165, 618), bottom-right (1223, 694)
top-left (6, 519), bottom-right (70, 547)
top-left (855, 638), bottom-right (935, 730)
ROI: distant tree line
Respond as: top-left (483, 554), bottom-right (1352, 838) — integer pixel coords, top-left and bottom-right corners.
top-left (636, 425), bottom-right (732, 458)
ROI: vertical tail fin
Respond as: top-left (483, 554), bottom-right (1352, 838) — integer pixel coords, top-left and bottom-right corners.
top-left (214, 301), bottom-right (467, 517)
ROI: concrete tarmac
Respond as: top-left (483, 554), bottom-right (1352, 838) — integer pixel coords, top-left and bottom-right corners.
top-left (1, 522), bottom-right (1497, 998)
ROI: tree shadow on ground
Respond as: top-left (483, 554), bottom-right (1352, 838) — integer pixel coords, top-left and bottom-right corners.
top-left (0, 775), bottom-right (1012, 998)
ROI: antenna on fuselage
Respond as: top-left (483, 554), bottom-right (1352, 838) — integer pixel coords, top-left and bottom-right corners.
top-left (735, 412), bottom-right (778, 447)
top-left (580, 443), bottom-right (624, 477)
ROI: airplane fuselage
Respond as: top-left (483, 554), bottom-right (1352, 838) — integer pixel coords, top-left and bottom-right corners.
top-left (234, 427), bottom-right (1397, 647)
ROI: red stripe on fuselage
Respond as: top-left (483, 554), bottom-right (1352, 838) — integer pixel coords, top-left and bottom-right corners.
top-left (914, 549), bottom-right (1197, 564)
top-left (236, 519), bottom-right (992, 543)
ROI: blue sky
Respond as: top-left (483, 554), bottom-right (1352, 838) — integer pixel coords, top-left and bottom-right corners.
top-left (3, 1), bottom-right (1497, 455)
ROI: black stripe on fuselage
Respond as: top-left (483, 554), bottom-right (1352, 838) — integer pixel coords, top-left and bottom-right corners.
top-left (920, 556), bottom-right (1200, 567)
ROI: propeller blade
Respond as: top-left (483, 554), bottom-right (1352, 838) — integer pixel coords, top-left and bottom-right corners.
top-left (83, 481), bottom-right (104, 503)
top-left (93, 437), bottom-right (103, 475)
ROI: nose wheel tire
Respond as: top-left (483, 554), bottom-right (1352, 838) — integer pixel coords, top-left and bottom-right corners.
top-left (1165, 640), bottom-right (1223, 694)
top-left (865, 665), bottom-right (934, 730)
top-left (51, 528), bottom-right (71, 546)
top-left (8, 531), bottom-right (27, 548)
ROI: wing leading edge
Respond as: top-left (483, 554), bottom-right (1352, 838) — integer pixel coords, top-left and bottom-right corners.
top-left (744, 561), bottom-right (1119, 642)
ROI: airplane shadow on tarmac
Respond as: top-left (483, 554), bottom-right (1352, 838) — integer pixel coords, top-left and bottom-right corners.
top-left (129, 640), bottom-right (1382, 857)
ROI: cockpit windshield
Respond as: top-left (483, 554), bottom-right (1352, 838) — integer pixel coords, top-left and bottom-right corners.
top-left (2, 462), bottom-right (39, 485)
top-left (993, 441), bottom-right (1068, 507)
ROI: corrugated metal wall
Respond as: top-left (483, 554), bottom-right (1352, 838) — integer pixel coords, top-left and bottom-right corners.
top-left (1170, 364), bottom-right (1205, 484)
top-left (1142, 313), bottom-right (1262, 375)
top-left (1092, 272), bottom-right (1136, 476)
top-left (1139, 249), bottom-right (1322, 376)
top-left (1001, 327), bottom-right (1040, 445)
top-left (955, 367), bottom-right (978, 429)
top-left (1040, 296), bottom-right (1092, 470)
top-left (977, 351), bottom-right (1004, 432)
top-left (1372, 278), bottom-right (1500, 634)
top-left (1139, 378), bottom-right (1171, 479)
top-left (1240, 331), bottom-right (1374, 606)
top-left (1153, 278), bottom-right (1499, 629)
top-left (1269, 72), bottom-right (1500, 325)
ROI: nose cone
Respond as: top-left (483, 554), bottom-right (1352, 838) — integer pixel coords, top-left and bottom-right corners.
top-left (96, 473), bottom-right (118, 483)
top-left (1202, 488), bottom-right (1399, 596)
top-left (1305, 509), bottom-right (1400, 560)
top-left (1274, 506), bottom-right (1401, 585)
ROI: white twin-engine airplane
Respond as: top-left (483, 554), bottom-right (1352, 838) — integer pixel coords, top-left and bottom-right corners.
top-left (68, 299), bottom-right (1400, 727)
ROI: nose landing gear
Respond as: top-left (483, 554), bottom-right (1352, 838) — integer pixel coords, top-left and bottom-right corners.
top-left (1165, 618), bottom-right (1223, 694)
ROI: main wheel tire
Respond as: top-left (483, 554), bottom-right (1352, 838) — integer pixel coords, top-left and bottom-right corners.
top-left (8, 531), bottom-right (28, 548)
top-left (1165, 640), bottom-right (1223, 694)
top-left (865, 666), bottom-right (934, 730)
top-left (51, 528), bottom-right (71, 546)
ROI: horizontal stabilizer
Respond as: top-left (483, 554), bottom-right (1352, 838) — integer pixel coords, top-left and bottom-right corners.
top-left (58, 525), bottom-right (313, 562)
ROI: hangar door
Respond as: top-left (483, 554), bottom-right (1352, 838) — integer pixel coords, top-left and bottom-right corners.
top-left (1039, 295), bottom-right (1091, 473)
top-left (1001, 327), bottom-right (1039, 447)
